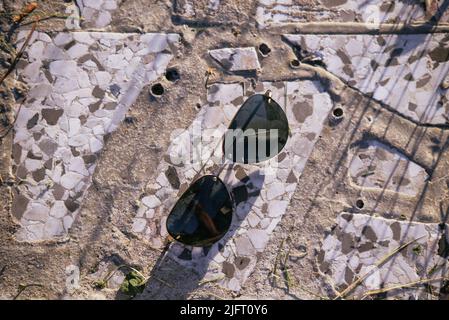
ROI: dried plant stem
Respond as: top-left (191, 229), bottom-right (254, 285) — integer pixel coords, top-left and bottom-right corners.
top-left (0, 98), bottom-right (25, 139)
top-left (298, 286), bottom-right (329, 300)
top-left (0, 20), bottom-right (37, 86)
top-left (97, 264), bottom-right (147, 289)
top-left (0, 21), bottom-right (36, 139)
top-left (282, 248), bottom-right (293, 289)
top-left (271, 237), bottom-right (286, 284)
top-left (153, 276), bottom-right (174, 288)
top-left (360, 277), bottom-right (449, 299)
top-left (205, 292), bottom-right (226, 300)
top-left (19, 12), bottom-right (77, 27)
top-left (334, 236), bottom-right (425, 300)
top-left (13, 283), bottom-right (44, 300)
top-left (199, 274), bottom-right (226, 286)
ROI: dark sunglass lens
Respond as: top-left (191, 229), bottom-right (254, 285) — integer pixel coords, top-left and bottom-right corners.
top-left (166, 175), bottom-right (233, 247)
top-left (223, 94), bottom-right (289, 164)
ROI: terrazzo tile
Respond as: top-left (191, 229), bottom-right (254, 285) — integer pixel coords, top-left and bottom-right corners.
top-left (12, 31), bottom-right (180, 241)
top-left (349, 140), bottom-right (429, 196)
top-left (209, 47), bottom-right (261, 72)
top-left (76, 0), bottom-right (122, 28)
top-left (318, 212), bottom-right (449, 299)
top-left (132, 79), bottom-right (335, 291)
top-left (284, 33), bottom-right (449, 125)
top-left (173, 0), bottom-right (225, 24)
top-left (256, 0), bottom-right (448, 28)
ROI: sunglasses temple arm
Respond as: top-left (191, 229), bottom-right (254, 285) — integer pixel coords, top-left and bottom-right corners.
top-left (190, 133), bottom-right (226, 182)
top-left (156, 235), bottom-right (177, 269)
top-left (213, 154), bottom-right (232, 178)
top-left (192, 135), bottom-right (232, 181)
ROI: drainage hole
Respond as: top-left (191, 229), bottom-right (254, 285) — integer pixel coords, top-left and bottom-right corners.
top-left (165, 68), bottom-right (180, 82)
top-left (151, 83), bottom-right (164, 96)
top-left (356, 199), bottom-right (365, 209)
top-left (333, 107), bottom-right (344, 118)
top-left (259, 43), bottom-right (271, 56)
top-left (290, 59), bottom-right (300, 68)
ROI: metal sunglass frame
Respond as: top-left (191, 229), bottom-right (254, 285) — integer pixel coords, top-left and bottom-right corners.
top-left (166, 89), bottom-right (290, 246)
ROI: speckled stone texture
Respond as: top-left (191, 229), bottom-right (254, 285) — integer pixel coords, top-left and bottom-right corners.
top-left (2, 0), bottom-right (448, 301)
top-left (284, 33), bottom-right (449, 125)
top-left (76, 0), bottom-right (122, 28)
top-left (348, 140), bottom-right (429, 196)
top-left (132, 79), bottom-right (335, 291)
top-left (319, 212), bottom-right (449, 299)
top-left (256, 0), bottom-right (449, 28)
top-left (174, 0), bottom-right (221, 18)
top-left (172, 0), bottom-right (252, 25)
top-left (209, 47), bottom-right (261, 71)
top-left (11, 31), bottom-right (180, 241)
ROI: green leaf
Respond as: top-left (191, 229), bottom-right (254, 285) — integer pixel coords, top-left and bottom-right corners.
top-left (119, 270), bottom-right (146, 297)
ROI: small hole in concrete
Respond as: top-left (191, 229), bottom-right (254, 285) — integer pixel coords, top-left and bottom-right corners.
top-left (333, 107), bottom-right (344, 118)
top-left (259, 43), bottom-right (271, 56)
top-left (195, 103), bottom-right (202, 110)
top-left (124, 116), bottom-right (136, 124)
top-left (165, 68), bottom-right (180, 82)
top-left (151, 83), bottom-right (164, 97)
top-left (290, 59), bottom-right (300, 68)
top-left (329, 107), bottom-right (344, 125)
top-left (356, 199), bottom-right (365, 209)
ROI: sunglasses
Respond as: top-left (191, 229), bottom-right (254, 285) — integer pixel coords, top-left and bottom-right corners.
top-left (166, 90), bottom-right (290, 247)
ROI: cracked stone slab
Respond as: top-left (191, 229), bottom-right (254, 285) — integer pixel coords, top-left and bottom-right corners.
top-left (256, 0), bottom-right (448, 28)
top-left (11, 31), bottom-right (180, 241)
top-left (209, 47), bottom-right (261, 72)
top-left (132, 79), bottom-right (335, 291)
top-left (76, 0), bottom-right (122, 28)
top-left (319, 212), bottom-right (449, 299)
top-left (172, 0), bottom-right (246, 25)
top-left (284, 33), bottom-right (449, 125)
top-left (174, 0), bottom-right (221, 15)
top-left (348, 140), bottom-right (429, 196)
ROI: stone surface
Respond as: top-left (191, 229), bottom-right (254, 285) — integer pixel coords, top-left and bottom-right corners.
top-left (132, 79), bottom-right (334, 290)
top-left (284, 33), bottom-right (449, 125)
top-left (256, 0), bottom-right (449, 28)
top-left (318, 213), bottom-right (449, 299)
top-left (209, 47), bottom-right (261, 72)
top-left (172, 0), bottom-right (241, 25)
top-left (12, 31), bottom-right (180, 241)
top-left (349, 140), bottom-right (429, 196)
top-left (76, 0), bottom-right (121, 28)
top-left (2, 0), bottom-right (448, 302)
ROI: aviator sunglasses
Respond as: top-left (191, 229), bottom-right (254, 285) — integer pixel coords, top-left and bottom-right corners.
top-left (166, 90), bottom-right (290, 247)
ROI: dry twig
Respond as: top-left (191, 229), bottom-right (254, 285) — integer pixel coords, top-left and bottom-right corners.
top-left (334, 236), bottom-right (425, 299)
top-left (360, 277), bottom-right (449, 299)
top-left (13, 283), bottom-right (44, 300)
top-left (199, 274), bottom-right (226, 286)
top-left (0, 20), bottom-right (37, 86)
